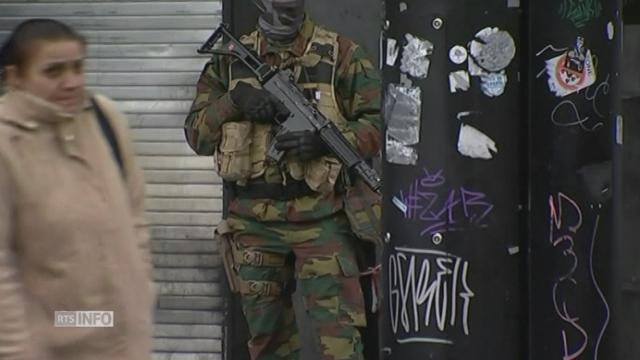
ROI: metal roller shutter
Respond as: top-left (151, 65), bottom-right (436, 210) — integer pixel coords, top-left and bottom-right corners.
top-left (0, 2), bottom-right (224, 359)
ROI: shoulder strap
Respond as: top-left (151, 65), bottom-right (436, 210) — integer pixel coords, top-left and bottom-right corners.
top-left (91, 97), bottom-right (125, 177)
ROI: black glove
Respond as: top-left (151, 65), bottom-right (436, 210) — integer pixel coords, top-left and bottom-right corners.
top-left (274, 130), bottom-right (330, 161)
top-left (230, 82), bottom-right (287, 123)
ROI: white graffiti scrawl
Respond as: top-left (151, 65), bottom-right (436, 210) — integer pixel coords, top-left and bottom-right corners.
top-left (388, 247), bottom-right (474, 345)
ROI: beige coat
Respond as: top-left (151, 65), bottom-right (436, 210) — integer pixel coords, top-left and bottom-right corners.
top-left (0, 91), bottom-right (154, 360)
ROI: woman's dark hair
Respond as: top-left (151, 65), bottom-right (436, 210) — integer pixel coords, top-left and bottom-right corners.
top-left (0, 19), bottom-right (86, 74)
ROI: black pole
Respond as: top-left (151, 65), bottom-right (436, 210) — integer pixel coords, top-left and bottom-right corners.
top-left (380, 1), bottom-right (525, 358)
top-left (528, 0), bottom-right (622, 359)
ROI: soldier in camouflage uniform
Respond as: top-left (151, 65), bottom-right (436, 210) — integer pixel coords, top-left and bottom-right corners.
top-left (184, 1), bottom-right (381, 359)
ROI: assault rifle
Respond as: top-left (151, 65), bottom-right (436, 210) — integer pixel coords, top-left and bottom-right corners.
top-left (198, 24), bottom-right (381, 194)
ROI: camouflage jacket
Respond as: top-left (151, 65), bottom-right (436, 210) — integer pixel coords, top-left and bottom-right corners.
top-left (184, 18), bottom-right (381, 222)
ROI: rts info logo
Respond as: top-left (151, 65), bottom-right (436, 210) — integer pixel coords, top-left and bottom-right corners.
top-left (54, 311), bottom-right (114, 328)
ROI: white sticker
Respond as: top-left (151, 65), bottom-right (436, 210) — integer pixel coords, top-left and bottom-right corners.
top-left (508, 246), bottom-right (520, 255)
top-left (468, 56), bottom-right (485, 77)
top-left (449, 70), bottom-right (471, 93)
top-left (449, 45), bottom-right (468, 64)
top-left (386, 38), bottom-right (400, 66)
top-left (399, 2), bottom-right (408, 12)
top-left (392, 196), bottom-right (408, 215)
top-left (607, 22), bottom-right (615, 40)
top-left (616, 115), bottom-right (624, 145)
top-left (457, 124), bottom-right (498, 160)
top-left (545, 40), bottom-right (596, 97)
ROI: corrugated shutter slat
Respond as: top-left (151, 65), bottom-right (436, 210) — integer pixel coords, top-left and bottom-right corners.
top-left (0, 1), bottom-right (225, 357)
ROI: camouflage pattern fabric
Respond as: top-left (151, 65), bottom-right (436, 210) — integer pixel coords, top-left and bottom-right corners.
top-left (227, 212), bottom-right (365, 360)
top-left (184, 17), bottom-right (381, 161)
top-left (184, 16), bottom-right (381, 360)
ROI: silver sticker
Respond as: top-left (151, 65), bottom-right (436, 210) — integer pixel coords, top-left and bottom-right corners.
top-left (399, 2), bottom-right (407, 12)
top-left (400, 33), bottom-right (434, 78)
top-left (469, 27), bottom-right (516, 72)
top-left (384, 84), bottom-right (422, 145)
top-left (449, 45), bottom-right (468, 64)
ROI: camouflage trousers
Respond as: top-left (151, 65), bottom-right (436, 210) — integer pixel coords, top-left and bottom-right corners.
top-left (226, 211), bottom-right (366, 360)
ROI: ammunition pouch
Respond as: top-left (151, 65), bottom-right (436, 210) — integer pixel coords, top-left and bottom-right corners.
top-left (217, 122), bottom-right (253, 181)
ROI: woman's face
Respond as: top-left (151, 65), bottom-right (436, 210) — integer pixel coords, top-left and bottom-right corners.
top-left (8, 39), bottom-right (86, 114)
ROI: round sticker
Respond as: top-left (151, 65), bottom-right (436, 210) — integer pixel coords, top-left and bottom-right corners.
top-left (469, 27), bottom-right (516, 72)
top-left (449, 45), bottom-right (468, 65)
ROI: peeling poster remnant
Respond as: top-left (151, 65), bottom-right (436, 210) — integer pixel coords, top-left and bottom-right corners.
top-left (400, 33), bottom-right (434, 79)
top-left (559, 0), bottom-right (603, 28)
top-left (545, 36), bottom-right (596, 97)
top-left (384, 84), bottom-right (422, 165)
top-left (458, 123), bottom-right (498, 160)
top-left (449, 70), bottom-right (471, 93)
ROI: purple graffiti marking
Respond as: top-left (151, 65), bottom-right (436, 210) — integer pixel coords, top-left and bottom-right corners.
top-left (396, 168), bottom-right (494, 236)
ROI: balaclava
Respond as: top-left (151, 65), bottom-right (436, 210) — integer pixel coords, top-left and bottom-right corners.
top-left (256, 0), bottom-right (305, 43)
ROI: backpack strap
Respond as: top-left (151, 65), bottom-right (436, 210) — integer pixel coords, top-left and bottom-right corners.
top-left (91, 97), bottom-right (125, 177)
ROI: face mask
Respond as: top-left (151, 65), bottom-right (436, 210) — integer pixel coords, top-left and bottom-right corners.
top-left (255, 0), bottom-right (305, 43)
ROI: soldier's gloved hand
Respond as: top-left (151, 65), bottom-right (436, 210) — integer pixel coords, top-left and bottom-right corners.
top-left (230, 82), bottom-right (286, 123)
top-left (274, 130), bottom-right (330, 161)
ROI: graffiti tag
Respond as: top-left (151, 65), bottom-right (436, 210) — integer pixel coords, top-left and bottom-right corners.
top-left (389, 247), bottom-right (474, 345)
top-left (395, 168), bottom-right (494, 236)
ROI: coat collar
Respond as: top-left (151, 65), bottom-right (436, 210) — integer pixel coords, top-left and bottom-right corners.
top-left (0, 90), bottom-right (92, 130)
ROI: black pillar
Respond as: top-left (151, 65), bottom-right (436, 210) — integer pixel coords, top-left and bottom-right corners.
top-left (381, 1), bottom-right (525, 359)
top-left (528, 0), bottom-right (622, 358)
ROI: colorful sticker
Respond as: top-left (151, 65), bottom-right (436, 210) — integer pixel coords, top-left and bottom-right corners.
top-left (545, 37), bottom-right (596, 97)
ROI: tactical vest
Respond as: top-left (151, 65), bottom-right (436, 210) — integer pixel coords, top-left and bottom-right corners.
top-left (217, 25), bottom-right (347, 193)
